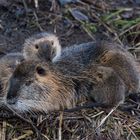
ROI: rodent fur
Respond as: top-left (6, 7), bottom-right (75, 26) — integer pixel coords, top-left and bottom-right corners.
top-left (23, 33), bottom-right (140, 94)
top-left (5, 33), bottom-right (140, 113)
top-left (6, 60), bottom-right (125, 113)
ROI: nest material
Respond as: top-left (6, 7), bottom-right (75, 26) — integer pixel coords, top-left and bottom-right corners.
top-left (0, 98), bottom-right (140, 140)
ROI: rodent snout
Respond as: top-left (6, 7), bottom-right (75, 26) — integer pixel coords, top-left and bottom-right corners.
top-left (7, 98), bottom-right (17, 105)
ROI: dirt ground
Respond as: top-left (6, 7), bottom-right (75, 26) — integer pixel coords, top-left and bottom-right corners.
top-left (0, 0), bottom-right (140, 140)
top-left (0, 0), bottom-right (92, 53)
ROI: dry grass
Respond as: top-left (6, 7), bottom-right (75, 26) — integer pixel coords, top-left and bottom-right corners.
top-left (1, 103), bottom-right (140, 140)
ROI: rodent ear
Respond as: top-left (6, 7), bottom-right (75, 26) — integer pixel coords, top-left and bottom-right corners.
top-left (36, 66), bottom-right (46, 76)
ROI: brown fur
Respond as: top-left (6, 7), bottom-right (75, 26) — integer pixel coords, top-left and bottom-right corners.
top-left (6, 60), bottom-right (125, 113)
top-left (23, 33), bottom-right (140, 95)
top-left (96, 42), bottom-right (140, 94)
top-left (23, 32), bottom-right (61, 62)
top-left (5, 34), bottom-right (140, 113)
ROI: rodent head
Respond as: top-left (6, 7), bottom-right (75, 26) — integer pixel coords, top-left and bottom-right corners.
top-left (89, 65), bottom-right (114, 82)
top-left (98, 49), bottom-right (140, 93)
top-left (87, 65), bottom-right (125, 105)
top-left (23, 32), bottom-right (61, 62)
top-left (6, 61), bottom-right (75, 113)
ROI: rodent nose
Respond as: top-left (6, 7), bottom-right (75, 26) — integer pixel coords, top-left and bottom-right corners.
top-left (39, 44), bottom-right (52, 61)
top-left (7, 98), bottom-right (17, 105)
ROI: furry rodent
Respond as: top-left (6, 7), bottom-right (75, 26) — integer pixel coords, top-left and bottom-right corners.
top-left (6, 60), bottom-right (125, 113)
top-left (23, 32), bottom-right (61, 62)
top-left (95, 42), bottom-right (140, 94)
top-left (5, 33), bottom-right (139, 112)
top-left (23, 32), bottom-right (140, 94)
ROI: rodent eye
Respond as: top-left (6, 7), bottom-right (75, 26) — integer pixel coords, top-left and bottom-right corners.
top-left (36, 66), bottom-right (46, 76)
top-left (35, 44), bottom-right (39, 49)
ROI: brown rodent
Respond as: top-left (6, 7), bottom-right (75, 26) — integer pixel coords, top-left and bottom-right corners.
top-left (95, 42), bottom-right (140, 94)
top-left (23, 33), bottom-right (140, 94)
top-left (23, 32), bottom-right (61, 62)
top-left (6, 60), bottom-right (125, 113)
top-left (5, 33), bottom-right (139, 112)
top-left (0, 53), bottom-right (24, 99)
top-left (60, 42), bottom-right (140, 95)
top-left (23, 32), bottom-right (96, 65)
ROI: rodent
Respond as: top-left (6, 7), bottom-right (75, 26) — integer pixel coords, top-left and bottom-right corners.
top-left (23, 32), bottom-right (61, 62)
top-left (23, 32), bottom-right (140, 94)
top-left (6, 60), bottom-right (125, 113)
top-left (5, 33), bottom-right (139, 113)
top-left (95, 42), bottom-right (140, 94)
top-left (0, 53), bottom-right (24, 99)
top-left (61, 41), bottom-right (140, 94)
top-left (23, 32), bottom-right (96, 66)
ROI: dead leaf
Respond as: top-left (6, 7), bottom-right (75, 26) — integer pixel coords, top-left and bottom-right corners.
top-left (70, 8), bottom-right (89, 22)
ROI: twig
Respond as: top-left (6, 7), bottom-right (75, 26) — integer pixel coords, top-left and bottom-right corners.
top-left (91, 12), bottom-right (123, 45)
top-left (33, 11), bottom-right (44, 31)
top-left (22, 0), bottom-right (28, 13)
top-left (91, 111), bottom-right (104, 118)
top-left (41, 134), bottom-right (50, 140)
top-left (2, 121), bottom-right (6, 140)
top-left (81, 25), bottom-right (95, 40)
top-left (6, 105), bottom-right (42, 140)
top-left (58, 112), bottom-right (63, 140)
top-left (34, 0), bottom-right (39, 9)
top-left (81, 104), bottom-right (120, 140)
top-left (95, 104), bottom-right (119, 130)
top-left (126, 125), bottom-right (139, 140)
top-left (12, 130), bottom-right (33, 140)
top-left (118, 23), bottom-right (140, 37)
